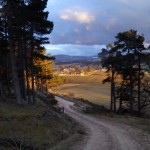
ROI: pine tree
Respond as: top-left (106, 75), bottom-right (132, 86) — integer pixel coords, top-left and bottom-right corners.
top-left (0, 0), bottom-right (54, 104)
top-left (99, 29), bottom-right (146, 115)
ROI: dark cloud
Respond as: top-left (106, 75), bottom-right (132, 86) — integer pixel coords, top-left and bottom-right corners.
top-left (46, 0), bottom-right (150, 55)
top-left (47, 0), bottom-right (150, 43)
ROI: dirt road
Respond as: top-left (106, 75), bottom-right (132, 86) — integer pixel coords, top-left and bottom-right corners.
top-left (55, 96), bottom-right (150, 150)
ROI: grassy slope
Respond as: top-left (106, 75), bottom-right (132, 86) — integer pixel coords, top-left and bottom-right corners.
top-left (97, 113), bottom-right (150, 134)
top-left (0, 101), bottom-right (83, 150)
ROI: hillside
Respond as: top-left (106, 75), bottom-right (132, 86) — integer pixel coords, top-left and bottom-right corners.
top-left (0, 97), bottom-right (82, 150)
top-left (54, 54), bottom-right (99, 65)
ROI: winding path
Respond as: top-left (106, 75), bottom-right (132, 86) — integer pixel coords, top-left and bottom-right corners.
top-left (55, 96), bottom-right (150, 150)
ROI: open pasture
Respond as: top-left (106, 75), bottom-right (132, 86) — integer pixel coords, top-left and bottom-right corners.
top-left (54, 71), bottom-right (111, 107)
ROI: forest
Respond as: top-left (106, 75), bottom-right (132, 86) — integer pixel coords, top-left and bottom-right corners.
top-left (0, 0), bottom-right (55, 105)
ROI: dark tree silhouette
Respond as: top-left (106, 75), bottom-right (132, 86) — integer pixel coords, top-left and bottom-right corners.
top-left (99, 29), bottom-right (149, 115)
top-left (0, 0), bottom-right (54, 105)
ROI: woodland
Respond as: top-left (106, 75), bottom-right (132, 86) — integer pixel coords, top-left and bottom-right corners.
top-left (0, 0), bottom-right (55, 104)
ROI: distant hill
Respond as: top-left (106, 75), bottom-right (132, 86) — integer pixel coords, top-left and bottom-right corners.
top-left (54, 54), bottom-right (99, 65)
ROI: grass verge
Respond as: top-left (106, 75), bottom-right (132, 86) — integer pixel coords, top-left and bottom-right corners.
top-left (0, 101), bottom-right (84, 150)
top-left (96, 113), bottom-right (150, 134)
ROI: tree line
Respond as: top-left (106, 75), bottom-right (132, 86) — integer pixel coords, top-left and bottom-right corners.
top-left (0, 0), bottom-right (54, 105)
top-left (99, 29), bottom-right (150, 115)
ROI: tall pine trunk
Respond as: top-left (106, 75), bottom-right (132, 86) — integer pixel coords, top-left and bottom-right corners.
top-left (129, 75), bottom-right (134, 114)
top-left (9, 46), bottom-right (23, 105)
top-left (24, 41), bottom-right (32, 104)
top-left (30, 26), bottom-right (35, 104)
top-left (19, 38), bottom-right (26, 101)
top-left (0, 82), bottom-right (6, 101)
top-left (7, 1), bottom-right (23, 105)
top-left (110, 70), bottom-right (116, 112)
top-left (137, 55), bottom-right (141, 114)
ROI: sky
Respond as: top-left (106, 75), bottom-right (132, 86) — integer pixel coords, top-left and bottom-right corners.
top-left (45, 0), bottom-right (150, 56)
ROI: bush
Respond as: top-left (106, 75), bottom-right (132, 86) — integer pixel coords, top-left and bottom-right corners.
top-left (47, 94), bottom-right (57, 105)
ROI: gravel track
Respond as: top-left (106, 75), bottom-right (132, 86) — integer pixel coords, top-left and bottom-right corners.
top-left (55, 96), bottom-right (150, 150)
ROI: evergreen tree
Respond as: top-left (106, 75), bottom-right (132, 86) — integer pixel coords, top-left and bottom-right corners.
top-left (114, 29), bottom-right (145, 114)
top-left (99, 29), bottom-right (147, 115)
top-left (0, 0), bottom-right (54, 104)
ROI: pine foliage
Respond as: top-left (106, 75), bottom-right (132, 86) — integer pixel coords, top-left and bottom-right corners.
top-left (99, 29), bottom-right (150, 115)
top-left (0, 0), bottom-right (54, 104)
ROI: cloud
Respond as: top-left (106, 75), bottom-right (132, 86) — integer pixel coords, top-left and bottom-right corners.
top-left (105, 18), bottom-right (118, 31)
top-left (47, 0), bottom-right (150, 45)
top-left (60, 9), bottom-right (95, 24)
top-left (85, 26), bottom-right (91, 31)
top-left (117, 0), bottom-right (129, 3)
top-left (74, 28), bottom-right (80, 33)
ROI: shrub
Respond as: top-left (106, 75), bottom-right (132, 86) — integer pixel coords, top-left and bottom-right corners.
top-left (47, 94), bottom-right (57, 105)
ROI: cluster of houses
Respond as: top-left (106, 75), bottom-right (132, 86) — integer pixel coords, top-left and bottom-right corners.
top-left (54, 64), bottom-right (100, 76)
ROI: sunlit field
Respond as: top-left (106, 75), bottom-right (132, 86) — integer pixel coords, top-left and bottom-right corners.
top-left (63, 70), bottom-right (107, 85)
top-left (53, 71), bottom-right (111, 107)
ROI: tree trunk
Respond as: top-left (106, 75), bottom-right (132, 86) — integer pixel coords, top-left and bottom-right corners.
top-left (112, 72), bottom-right (116, 112)
top-left (0, 82), bottom-right (6, 101)
top-left (137, 56), bottom-right (141, 114)
top-left (119, 98), bottom-right (122, 114)
top-left (18, 38), bottom-right (26, 101)
top-left (31, 73), bottom-right (35, 104)
top-left (129, 76), bottom-right (134, 114)
top-left (110, 70), bottom-right (116, 112)
top-left (9, 48), bottom-right (23, 105)
top-left (7, 1), bottom-right (23, 105)
top-left (30, 26), bottom-right (35, 104)
top-left (110, 84), bottom-right (113, 111)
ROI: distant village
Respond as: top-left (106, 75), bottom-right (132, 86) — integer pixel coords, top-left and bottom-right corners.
top-left (54, 64), bottom-right (101, 75)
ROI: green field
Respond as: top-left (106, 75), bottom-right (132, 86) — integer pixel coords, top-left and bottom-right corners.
top-left (53, 71), bottom-right (111, 107)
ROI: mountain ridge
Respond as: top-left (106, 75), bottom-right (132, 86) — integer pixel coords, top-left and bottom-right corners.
top-left (53, 54), bottom-right (99, 64)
